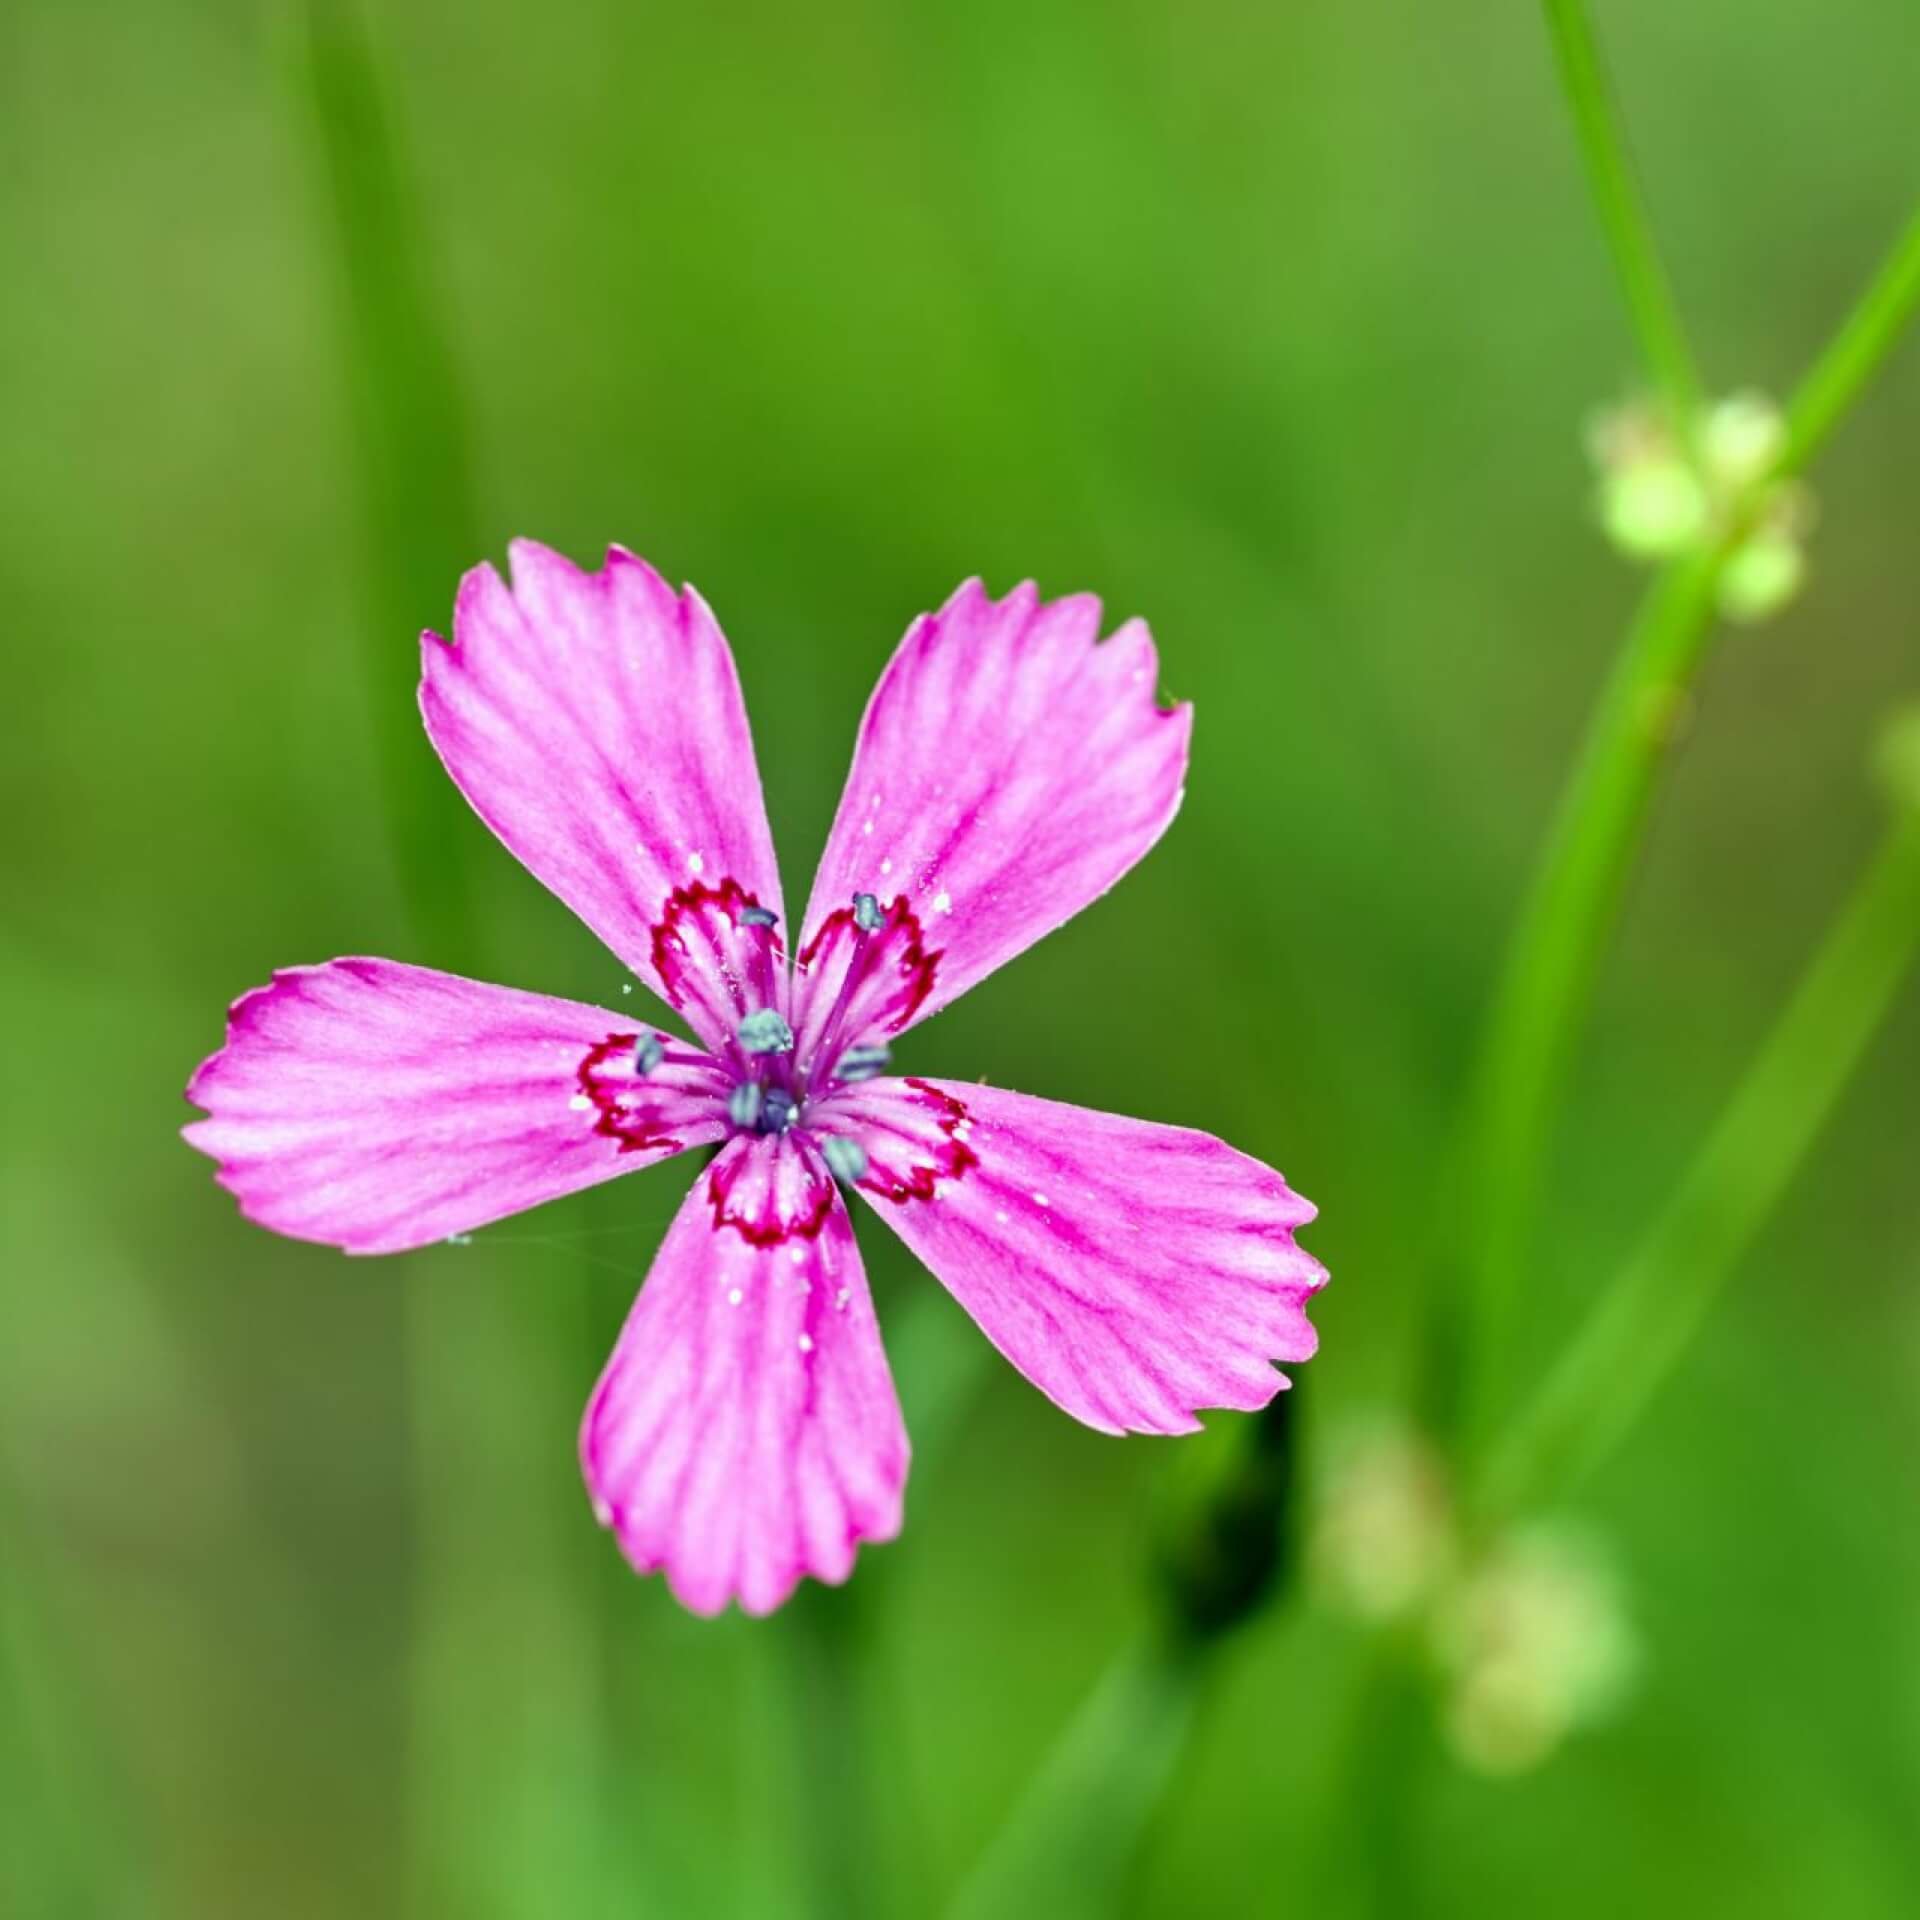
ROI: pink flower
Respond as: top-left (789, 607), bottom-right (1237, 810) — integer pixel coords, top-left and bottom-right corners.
top-left (185, 542), bottom-right (1326, 1615)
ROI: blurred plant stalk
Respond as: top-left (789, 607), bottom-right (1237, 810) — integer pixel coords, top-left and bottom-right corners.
top-left (943, 1634), bottom-right (1203, 1920)
top-left (1449, 2), bottom-right (1920, 1450)
top-left (942, 9), bottom-right (1920, 1901)
top-left (938, 1390), bottom-right (1306, 1917)
top-left (1539, 0), bottom-right (1701, 450)
top-left (1328, 749), bottom-right (1920, 1806)
top-left (1479, 745), bottom-right (1920, 1523)
top-left (297, 6), bottom-right (606, 1913)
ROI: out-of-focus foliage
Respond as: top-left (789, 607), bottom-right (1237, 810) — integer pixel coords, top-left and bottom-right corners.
top-left (2, 1), bottom-right (1915, 1915)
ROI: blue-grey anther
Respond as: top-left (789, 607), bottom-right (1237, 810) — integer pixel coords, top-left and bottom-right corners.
top-left (852, 892), bottom-right (884, 932)
top-left (728, 1081), bottom-right (764, 1130)
top-left (632, 1032), bottom-right (664, 1076)
top-left (736, 1008), bottom-right (795, 1055)
top-left (820, 1135), bottom-right (869, 1184)
top-left (740, 905), bottom-right (778, 928)
top-left (835, 1044), bottom-right (891, 1083)
top-left (760, 1086), bottom-right (796, 1134)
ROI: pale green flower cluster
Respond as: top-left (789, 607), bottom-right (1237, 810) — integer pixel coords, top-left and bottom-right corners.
top-left (1434, 1526), bottom-right (1638, 1776)
top-left (1588, 391), bottom-right (1814, 623)
top-left (1313, 1423), bottom-right (1637, 1776)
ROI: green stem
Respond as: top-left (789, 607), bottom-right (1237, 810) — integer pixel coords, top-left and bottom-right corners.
top-left (1776, 206), bottom-right (1920, 480)
top-left (1451, 196), bottom-right (1920, 1449)
top-left (1454, 543), bottom-right (1721, 1439)
top-left (1479, 806), bottom-right (1920, 1522)
top-left (941, 1385), bottom-right (1308, 1914)
top-left (298, 7), bottom-right (605, 1914)
top-left (302, 0), bottom-right (482, 957)
top-left (1306, 1637), bottom-right (1432, 1920)
top-left (1541, 0), bottom-right (1703, 437)
top-left (943, 1632), bottom-right (1202, 1920)
top-left (781, 1585), bottom-right (877, 1920)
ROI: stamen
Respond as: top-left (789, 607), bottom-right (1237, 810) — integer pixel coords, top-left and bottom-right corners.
top-left (820, 1135), bottom-right (869, 1184)
top-left (740, 905), bottom-right (779, 929)
top-left (760, 1086), bottom-right (796, 1134)
top-left (852, 892), bottom-right (884, 932)
top-left (633, 1032), bottom-right (664, 1076)
top-left (736, 1008), bottom-right (795, 1055)
top-left (835, 1044), bottom-right (891, 1083)
top-left (728, 1081), bottom-right (764, 1130)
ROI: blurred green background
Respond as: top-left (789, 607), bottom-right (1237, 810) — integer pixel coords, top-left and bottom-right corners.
top-left (4, 0), bottom-right (1917, 1914)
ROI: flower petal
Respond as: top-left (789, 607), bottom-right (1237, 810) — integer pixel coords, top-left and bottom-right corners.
top-left (582, 1135), bottom-right (908, 1615)
top-left (794, 580), bottom-right (1189, 1053)
top-left (184, 959), bottom-right (728, 1253)
top-left (420, 541), bottom-right (786, 1050)
top-left (830, 1078), bottom-right (1324, 1435)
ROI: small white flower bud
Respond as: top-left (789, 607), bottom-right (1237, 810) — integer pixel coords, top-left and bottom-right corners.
top-left (1587, 390), bottom-right (1811, 590)
top-left (1598, 454), bottom-right (1709, 559)
top-left (1311, 1422), bottom-right (1454, 1622)
top-left (1717, 528), bottom-right (1806, 625)
top-left (1701, 389), bottom-right (1785, 491)
top-left (1433, 1524), bottom-right (1637, 1776)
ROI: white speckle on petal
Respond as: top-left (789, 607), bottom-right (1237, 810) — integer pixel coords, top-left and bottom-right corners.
top-left (862, 820), bottom-right (874, 836)
top-left (569, 1094), bottom-right (592, 1112)
top-left (728, 1287), bottom-right (743, 1307)
top-left (689, 850), bottom-right (705, 875)
top-left (880, 857), bottom-right (893, 875)
top-left (790, 1246), bottom-right (806, 1266)
top-left (933, 890), bottom-right (953, 915)
top-left (994, 1210), bottom-right (1009, 1225)
top-left (835, 1287), bottom-right (851, 1311)
top-left (1033, 1192), bottom-right (1050, 1208)
top-left (797, 1333), bottom-right (814, 1354)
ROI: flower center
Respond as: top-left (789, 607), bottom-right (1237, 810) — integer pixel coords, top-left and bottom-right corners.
top-left (722, 994), bottom-right (888, 1180)
top-left (725, 1006), bottom-right (802, 1136)
top-left (727, 1074), bottom-right (800, 1136)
